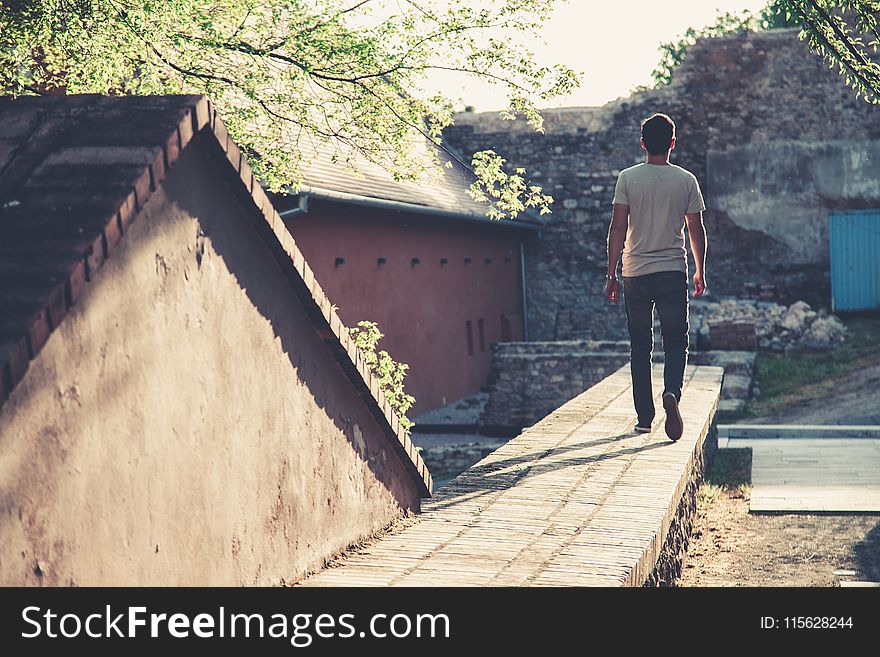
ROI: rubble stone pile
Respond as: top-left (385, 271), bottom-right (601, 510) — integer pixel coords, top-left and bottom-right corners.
top-left (687, 298), bottom-right (847, 351)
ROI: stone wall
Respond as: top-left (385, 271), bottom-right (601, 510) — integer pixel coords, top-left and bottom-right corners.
top-left (479, 341), bottom-right (630, 433)
top-left (707, 141), bottom-right (880, 266)
top-left (480, 341), bottom-right (757, 431)
top-left (646, 418), bottom-right (718, 587)
top-left (446, 28), bottom-right (880, 340)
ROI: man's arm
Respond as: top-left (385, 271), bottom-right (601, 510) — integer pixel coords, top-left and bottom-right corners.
top-left (685, 211), bottom-right (707, 296)
top-left (604, 203), bottom-right (629, 303)
top-left (607, 202), bottom-right (629, 277)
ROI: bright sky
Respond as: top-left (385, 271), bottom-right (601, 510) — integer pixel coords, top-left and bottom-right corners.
top-left (416, 0), bottom-right (772, 111)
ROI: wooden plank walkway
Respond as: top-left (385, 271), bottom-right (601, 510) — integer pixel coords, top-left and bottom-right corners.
top-left (299, 362), bottom-right (724, 587)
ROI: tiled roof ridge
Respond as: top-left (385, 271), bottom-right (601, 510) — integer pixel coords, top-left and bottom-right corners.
top-left (0, 94), bottom-right (432, 497)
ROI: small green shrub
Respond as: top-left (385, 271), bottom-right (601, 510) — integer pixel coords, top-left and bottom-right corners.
top-left (348, 320), bottom-right (416, 436)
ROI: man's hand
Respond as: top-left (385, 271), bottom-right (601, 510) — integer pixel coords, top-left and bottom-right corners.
top-left (604, 278), bottom-right (620, 304)
top-left (693, 272), bottom-right (707, 297)
top-left (686, 211), bottom-right (708, 298)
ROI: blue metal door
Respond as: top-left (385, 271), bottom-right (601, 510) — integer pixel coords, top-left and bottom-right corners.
top-left (829, 210), bottom-right (880, 312)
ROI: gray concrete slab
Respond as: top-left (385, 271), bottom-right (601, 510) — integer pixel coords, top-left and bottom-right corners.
top-left (839, 581), bottom-right (880, 587)
top-left (725, 438), bottom-right (880, 513)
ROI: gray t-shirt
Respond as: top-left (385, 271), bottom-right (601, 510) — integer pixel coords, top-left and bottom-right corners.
top-left (612, 162), bottom-right (705, 277)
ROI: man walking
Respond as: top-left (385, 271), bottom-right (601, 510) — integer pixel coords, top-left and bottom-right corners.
top-left (603, 113), bottom-right (708, 441)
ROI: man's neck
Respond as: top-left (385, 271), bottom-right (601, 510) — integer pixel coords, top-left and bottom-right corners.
top-left (645, 153), bottom-right (670, 165)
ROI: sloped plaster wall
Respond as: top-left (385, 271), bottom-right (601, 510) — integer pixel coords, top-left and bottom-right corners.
top-left (0, 143), bottom-right (420, 586)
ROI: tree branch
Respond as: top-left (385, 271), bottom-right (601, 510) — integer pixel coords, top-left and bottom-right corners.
top-left (793, 1), bottom-right (879, 93)
top-left (797, 2), bottom-right (871, 95)
top-left (347, 76), bottom-right (484, 180)
top-left (805, 0), bottom-right (880, 85)
top-left (260, 0), bottom-right (375, 54)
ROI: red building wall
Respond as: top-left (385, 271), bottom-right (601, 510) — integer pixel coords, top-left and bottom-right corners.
top-left (284, 200), bottom-right (527, 415)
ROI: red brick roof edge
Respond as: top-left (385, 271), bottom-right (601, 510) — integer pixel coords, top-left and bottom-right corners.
top-left (0, 94), bottom-right (432, 498)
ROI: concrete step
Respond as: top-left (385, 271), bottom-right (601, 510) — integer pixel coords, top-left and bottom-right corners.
top-left (721, 373), bottom-right (752, 399)
top-left (717, 399), bottom-right (746, 413)
top-left (719, 424), bottom-right (880, 439)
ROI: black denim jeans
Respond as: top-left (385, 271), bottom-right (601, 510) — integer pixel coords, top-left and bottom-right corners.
top-left (622, 270), bottom-right (689, 426)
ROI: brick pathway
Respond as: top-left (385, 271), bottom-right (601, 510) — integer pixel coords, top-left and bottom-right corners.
top-left (299, 362), bottom-right (724, 586)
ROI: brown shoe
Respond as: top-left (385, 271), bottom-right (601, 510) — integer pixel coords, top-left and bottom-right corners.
top-left (662, 392), bottom-right (683, 442)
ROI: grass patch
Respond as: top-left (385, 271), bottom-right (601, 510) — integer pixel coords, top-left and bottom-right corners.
top-left (699, 448), bottom-right (752, 506)
top-left (707, 448), bottom-right (751, 489)
top-left (696, 483), bottom-right (722, 507)
top-left (717, 313), bottom-right (880, 423)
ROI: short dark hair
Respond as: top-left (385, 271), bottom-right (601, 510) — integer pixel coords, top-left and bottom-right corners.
top-left (641, 113), bottom-right (675, 155)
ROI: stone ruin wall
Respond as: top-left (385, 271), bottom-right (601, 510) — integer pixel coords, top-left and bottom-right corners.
top-left (445, 28), bottom-right (880, 342)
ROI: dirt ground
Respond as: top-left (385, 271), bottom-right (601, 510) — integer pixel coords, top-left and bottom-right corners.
top-left (679, 486), bottom-right (880, 586)
top-left (678, 449), bottom-right (880, 587)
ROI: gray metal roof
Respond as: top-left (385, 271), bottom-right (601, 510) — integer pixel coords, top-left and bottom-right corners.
top-left (293, 133), bottom-right (545, 228)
